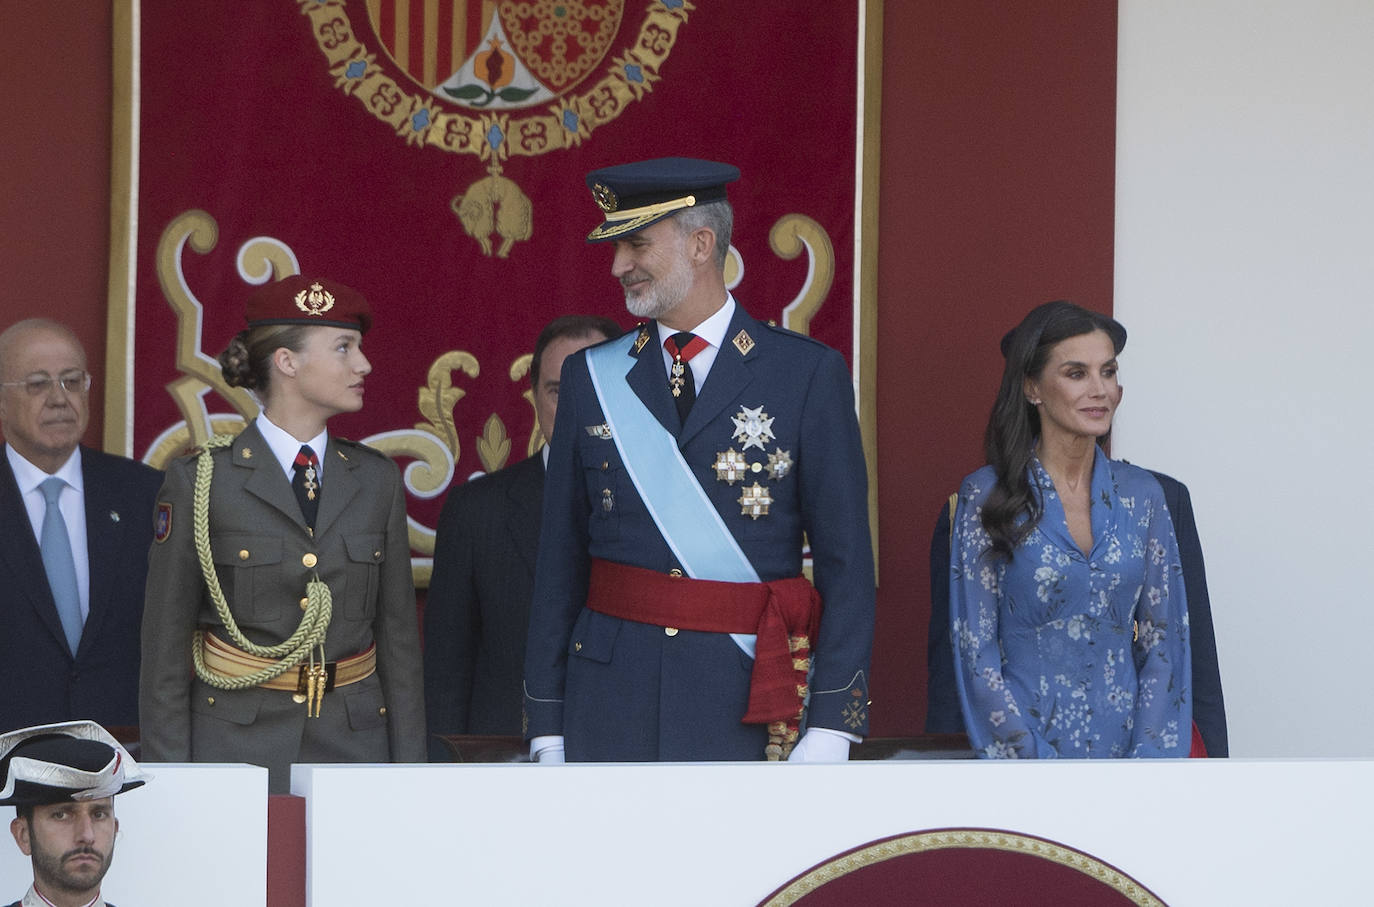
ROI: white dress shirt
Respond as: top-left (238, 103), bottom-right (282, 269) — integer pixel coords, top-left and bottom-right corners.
top-left (654, 293), bottom-right (736, 391)
top-left (254, 413), bottom-right (328, 485)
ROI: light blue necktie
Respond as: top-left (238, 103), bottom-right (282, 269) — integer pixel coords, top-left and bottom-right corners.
top-left (39, 477), bottom-right (83, 656)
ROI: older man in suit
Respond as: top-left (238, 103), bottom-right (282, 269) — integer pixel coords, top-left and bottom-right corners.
top-left (424, 314), bottom-right (619, 758)
top-left (0, 319), bottom-right (162, 733)
top-left (523, 158), bottom-right (876, 763)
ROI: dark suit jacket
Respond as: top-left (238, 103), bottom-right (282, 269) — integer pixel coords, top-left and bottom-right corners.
top-left (925, 468), bottom-right (1229, 756)
top-left (424, 452), bottom-right (543, 756)
top-left (524, 305), bottom-right (875, 760)
top-left (0, 444), bottom-right (162, 731)
top-left (139, 423), bottom-right (426, 792)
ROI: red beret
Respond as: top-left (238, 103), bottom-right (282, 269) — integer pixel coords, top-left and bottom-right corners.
top-left (244, 275), bottom-right (372, 334)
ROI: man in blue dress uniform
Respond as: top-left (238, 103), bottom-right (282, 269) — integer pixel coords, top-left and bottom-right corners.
top-left (523, 157), bottom-right (875, 762)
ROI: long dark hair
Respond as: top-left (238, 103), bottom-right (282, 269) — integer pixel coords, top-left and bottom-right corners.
top-left (980, 301), bottom-right (1127, 559)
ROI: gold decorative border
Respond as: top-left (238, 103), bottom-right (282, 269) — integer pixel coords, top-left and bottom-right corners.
top-left (297, 0), bottom-right (691, 161)
top-left (761, 827), bottom-right (1166, 907)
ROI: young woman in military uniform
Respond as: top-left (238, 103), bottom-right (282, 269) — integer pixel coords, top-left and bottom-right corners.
top-left (139, 275), bottom-right (425, 792)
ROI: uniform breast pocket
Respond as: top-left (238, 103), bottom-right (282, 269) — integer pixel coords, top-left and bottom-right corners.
top-left (210, 533), bottom-right (284, 621)
top-left (580, 442), bottom-right (624, 539)
top-left (342, 533), bottom-right (385, 620)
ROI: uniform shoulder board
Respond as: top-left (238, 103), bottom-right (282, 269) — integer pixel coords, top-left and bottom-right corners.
top-left (332, 436), bottom-right (387, 460)
top-left (759, 320), bottom-right (829, 348)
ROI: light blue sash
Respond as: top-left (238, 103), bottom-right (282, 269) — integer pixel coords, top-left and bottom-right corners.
top-left (586, 335), bottom-right (758, 655)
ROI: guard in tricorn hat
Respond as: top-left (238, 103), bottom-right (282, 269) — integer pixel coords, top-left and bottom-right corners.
top-left (3, 720), bottom-right (148, 907)
top-left (138, 275), bottom-right (426, 793)
top-left (523, 157), bottom-right (876, 763)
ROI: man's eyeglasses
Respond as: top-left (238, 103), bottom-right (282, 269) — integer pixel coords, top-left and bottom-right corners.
top-left (0, 371), bottom-right (92, 397)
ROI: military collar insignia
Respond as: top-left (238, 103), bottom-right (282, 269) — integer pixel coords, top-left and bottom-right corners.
top-left (632, 326), bottom-right (652, 355)
top-left (732, 329), bottom-right (755, 355)
top-left (294, 281), bottom-right (336, 317)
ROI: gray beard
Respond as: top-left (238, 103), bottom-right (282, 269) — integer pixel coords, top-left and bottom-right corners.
top-left (623, 256), bottom-right (692, 320)
top-left (624, 289), bottom-right (673, 319)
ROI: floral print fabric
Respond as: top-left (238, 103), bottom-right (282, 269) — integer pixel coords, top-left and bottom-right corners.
top-left (951, 447), bottom-right (1191, 758)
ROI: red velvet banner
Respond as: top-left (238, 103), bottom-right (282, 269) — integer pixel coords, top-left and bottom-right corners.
top-left (118, 0), bottom-right (866, 579)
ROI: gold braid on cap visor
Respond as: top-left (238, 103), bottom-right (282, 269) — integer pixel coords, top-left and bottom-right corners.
top-left (587, 194), bottom-right (697, 240)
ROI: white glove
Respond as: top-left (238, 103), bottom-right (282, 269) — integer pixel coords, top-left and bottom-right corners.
top-left (530, 735), bottom-right (566, 764)
top-left (787, 727), bottom-right (855, 762)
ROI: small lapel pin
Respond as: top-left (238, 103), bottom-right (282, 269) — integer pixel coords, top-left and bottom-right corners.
top-left (109, 511), bottom-right (120, 523)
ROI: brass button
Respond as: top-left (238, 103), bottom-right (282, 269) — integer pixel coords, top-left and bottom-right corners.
top-left (299, 597), bottom-right (309, 610)
top-left (373, 550), bottom-right (382, 559)
top-left (601, 461), bottom-right (610, 470)
top-left (238, 549), bottom-right (249, 561)
top-left (379, 707), bottom-right (387, 716)
top-left (207, 697), bottom-right (215, 706)
top-left (665, 627), bottom-right (679, 637)
top-left (668, 568), bottom-right (683, 577)
top-left (302, 553), bottom-right (318, 568)
top-left (574, 642), bottom-right (583, 652)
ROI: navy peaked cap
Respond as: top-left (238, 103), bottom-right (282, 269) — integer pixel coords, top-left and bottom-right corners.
top-left (585, 157), bottom-right (740, 242)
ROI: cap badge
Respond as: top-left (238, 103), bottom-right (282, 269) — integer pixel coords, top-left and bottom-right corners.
top-left (592, 182), bottom-right (619, 213)
top-left (295, 281), bottom-right (336, 317)
top-left (731, 405), bottom-right (775, 451)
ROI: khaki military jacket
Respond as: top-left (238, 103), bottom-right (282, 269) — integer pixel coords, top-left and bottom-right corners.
top-left (139, 422), bottom-right (425, 792)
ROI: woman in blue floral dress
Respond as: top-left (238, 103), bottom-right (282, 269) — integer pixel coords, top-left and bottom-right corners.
top-left (951, 301), bottom-right (1191, 758)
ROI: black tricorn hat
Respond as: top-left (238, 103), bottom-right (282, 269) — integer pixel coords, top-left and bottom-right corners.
top-left (0, 720), bottom-right (148, 807)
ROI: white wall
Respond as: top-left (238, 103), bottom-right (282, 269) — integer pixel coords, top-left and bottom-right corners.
top-left (295, 760), bottom-right (1374, 905)
top-left (1114, 1), bottom-right (1374, 756)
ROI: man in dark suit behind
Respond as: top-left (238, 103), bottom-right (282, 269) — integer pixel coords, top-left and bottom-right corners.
top-left (925, 469), bottom-right (1229, 756)
top-left (0, 319), bottom-right (163, 733)
top-left (424, 315), bottom-right (620, 757)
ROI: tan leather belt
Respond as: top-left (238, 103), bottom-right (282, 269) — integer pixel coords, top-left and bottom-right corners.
top-left (201, 631), bottom-right (376, 693)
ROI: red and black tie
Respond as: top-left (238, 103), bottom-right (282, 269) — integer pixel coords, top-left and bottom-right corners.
top-left (292, 445), bottom-right (320, 530)
top-left (663, 331), bottom-right (708, 426)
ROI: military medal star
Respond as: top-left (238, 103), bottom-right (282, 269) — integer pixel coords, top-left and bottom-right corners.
top-left (738, 482), bottom-right (773, 520)
top-left (713, 449), bottom-right (749, 484)
top-left (731, 406), bottom-right (775, 451)
top-left (766, 448), bottom-right (793, 479)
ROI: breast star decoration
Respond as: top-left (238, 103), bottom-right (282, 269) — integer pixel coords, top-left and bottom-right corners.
top-left (712, 405), bottom-right (791, 518)
top-left (731, 405), bottom-right (775, 451)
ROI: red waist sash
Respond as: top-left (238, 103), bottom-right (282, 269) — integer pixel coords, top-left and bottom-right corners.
top-left (586, 558), bottom-right (822, 731)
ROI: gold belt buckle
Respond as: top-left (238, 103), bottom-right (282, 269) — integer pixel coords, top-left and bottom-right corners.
top-left (294, 662), bottom-right (338, 716)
